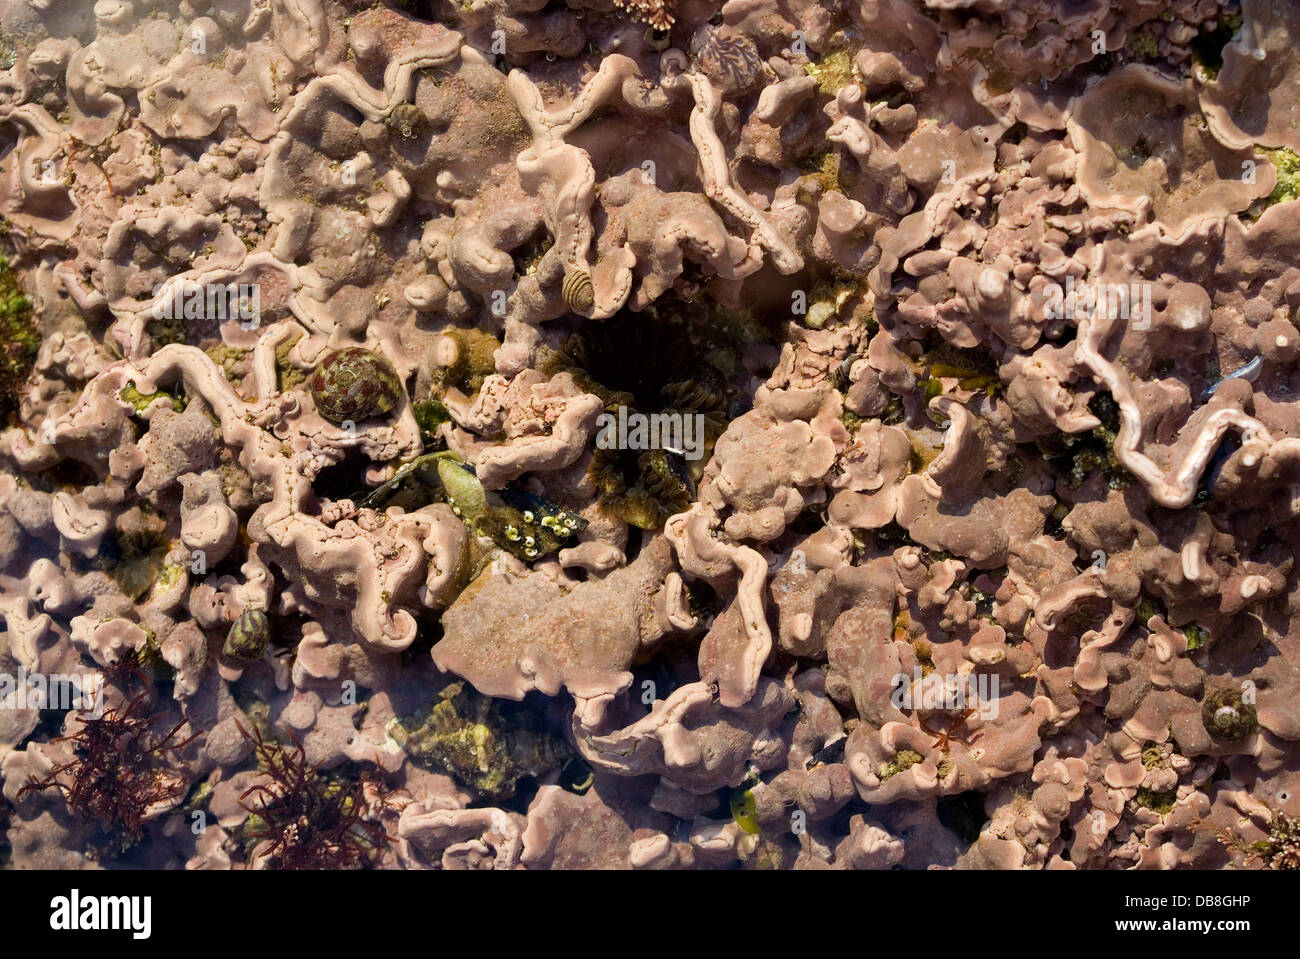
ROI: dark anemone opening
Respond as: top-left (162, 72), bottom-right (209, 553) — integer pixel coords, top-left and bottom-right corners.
top-left (510, 223), bottom-right (553, 279)
top-left (311, 447), bottom-right (374, 505)
top-left (26, 457), bottom-right (100, 492)
top-left (490, 687), bottom-right (569, 813)
top-left (397, 0), bottom-right (440, 20)
top-left (683, 577), bottom-right (721, 624)
top-left (1058, 819), bottom-right (1074, 859)
top-left (93, 528), bottom-right (171, 601)
top-left (872, 521), bottom-right (914, 553)
top-left (1195, 431), bottom-right (1241, 506)
top-left (401, 611), bottom-right (443, 668)
top-left (265, 608), bottom-right (309, 653)
top-left (1090, 52), bottom-right (1115, 74)
top-left (1001, 121), bottom-right (1028, 145)
top-left (547, 307), bottom-right (727, 415)
top-left (545, 300), bottom-right (739, 529)
top-left (1190, 12), bottom-right (1241, 77)
top-left (1036, 392), bottom-right (1130, 492)
top-left (23, 707), bottom-right (67, 747)
top-left (936, 790), bottom-right (988, 845)
top-left (589, 446), bottom-right (694, 530)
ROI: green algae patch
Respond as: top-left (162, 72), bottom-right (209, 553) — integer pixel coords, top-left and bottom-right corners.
top-left (120, 380), bottom-right (186, 413)
top-left (205, 342), bottom-right (248, 380)
top-left (0, 256), bottom-right (38, 426)
top-left (880, 748), bottom-right (923, 781)
top-left (730, 785), bottom-right (761, 835)
top-left (274, 334), bottom-right (306, 392)
top-left (388, 681), bottom-right (570, 799)
top-left (413, 397), bottom-right (450, 445)
top-left (805, 49), bottom-right (858, 95)
top-left (1264, 147), bottom-right (1300, 208)
top-left (1132, 786), bottom-right (1178, 816)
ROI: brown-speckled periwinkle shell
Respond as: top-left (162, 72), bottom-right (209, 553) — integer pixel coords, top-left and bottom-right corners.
top-left (310, 347), bottom-right (403, 424)
top-left (224, 609), bottom-right (271, 662)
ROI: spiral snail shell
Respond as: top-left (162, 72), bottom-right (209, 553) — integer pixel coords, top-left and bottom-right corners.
top-left (1201, 686), bottom-right (1257, 741)
top-left (224, 609), bottom-right (271, 662)
top-left (310, 347), bottom-right (404, 424)
top-left (561, 268), bottom-right (595, 313)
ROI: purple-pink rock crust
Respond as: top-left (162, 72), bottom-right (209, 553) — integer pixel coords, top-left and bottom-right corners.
top-left (0, 0), bottom-right (1297, 870)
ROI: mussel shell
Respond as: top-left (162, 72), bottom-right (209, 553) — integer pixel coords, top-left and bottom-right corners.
top-left (310, 347), bottom-right (404, 424)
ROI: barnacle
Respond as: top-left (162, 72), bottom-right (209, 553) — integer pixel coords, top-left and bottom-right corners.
top-left (385, 102), bottom-right (425, 140)
top-left (473, 480), bottom-right (588, 561)
top-left (803, 280), bottom-right (858, 330)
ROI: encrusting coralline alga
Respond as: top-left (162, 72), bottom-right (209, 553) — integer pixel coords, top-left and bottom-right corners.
top-left (0, 0), bottom-right (1297, 870)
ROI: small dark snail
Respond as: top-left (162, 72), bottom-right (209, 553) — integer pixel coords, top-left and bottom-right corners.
top-left (224, 609), bottom-right (271, 662)
top-left (310, 347), bottom-right (404, 424)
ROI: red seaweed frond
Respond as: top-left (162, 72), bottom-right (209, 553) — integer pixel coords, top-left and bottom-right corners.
top-left (1194, 809), bottom-right (1300, 870)
top-left (918, 708), bottom-right (977, 753)
top-left (17, 691), bottom-right (196, 845)
top-left (234, 720), bottom-right (392, 870)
